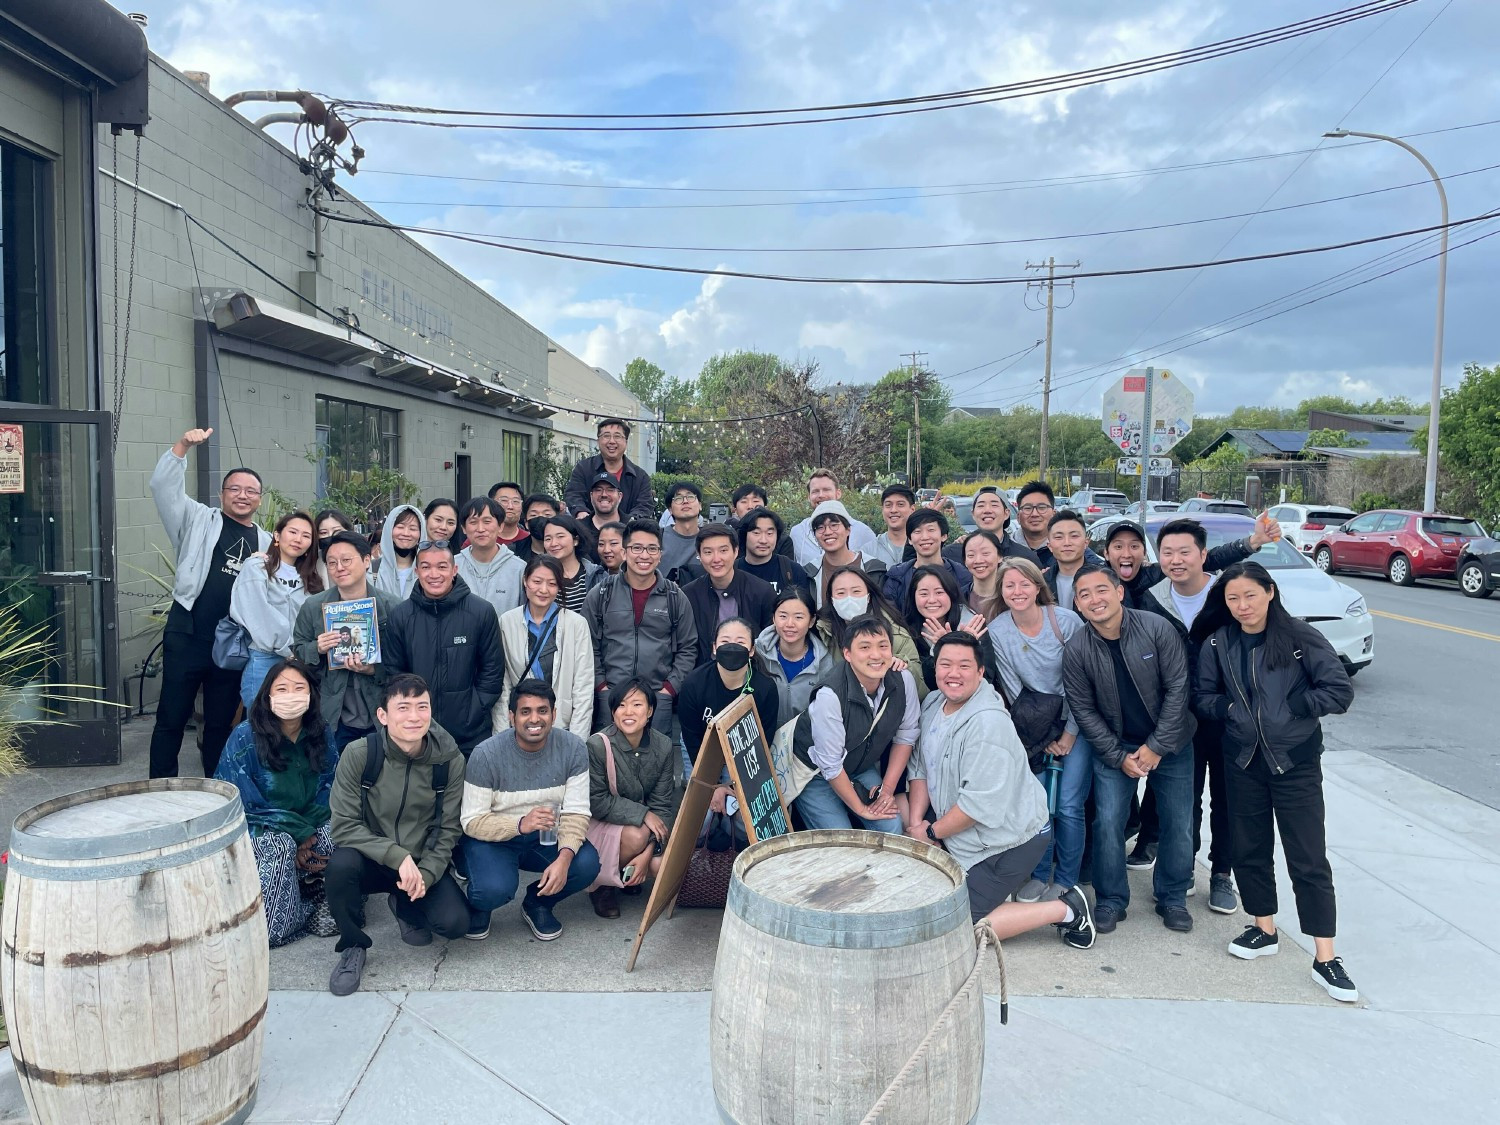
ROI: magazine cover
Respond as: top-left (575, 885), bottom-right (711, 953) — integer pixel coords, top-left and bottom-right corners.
top-left (324, 597), bottom-right (380, 667)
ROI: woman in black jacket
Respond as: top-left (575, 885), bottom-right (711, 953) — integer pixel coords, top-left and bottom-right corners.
top-left (1192, 561), bottom-right (1357, 1002)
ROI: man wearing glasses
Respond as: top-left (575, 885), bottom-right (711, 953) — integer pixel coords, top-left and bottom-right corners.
top-left (1012, 481), bottom-right (1065, 568)
top-left (148, 427), bottom-right (271, 777)
top-left (583, 519), bottom-right (698, 736)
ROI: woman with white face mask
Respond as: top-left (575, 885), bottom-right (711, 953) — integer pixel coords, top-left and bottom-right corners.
top-left (813, 564), bottom-right (925, 699)
top-left (215, 660), bottom-right (341, 946)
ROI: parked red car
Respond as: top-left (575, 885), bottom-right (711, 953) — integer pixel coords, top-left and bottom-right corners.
top-left (1313, 510), bottom-right (1487, 586)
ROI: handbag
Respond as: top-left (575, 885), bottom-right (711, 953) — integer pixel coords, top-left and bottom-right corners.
top-left (1009, 607), bottom-right (1068, 766)
top-left (676, 812), bottom-right (739, 909)
top-left (211, 615), bottom-right (251, 671)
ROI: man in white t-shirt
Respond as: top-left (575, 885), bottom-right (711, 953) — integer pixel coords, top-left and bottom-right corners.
top-left (1144, 518), bottom-right (1236, 917)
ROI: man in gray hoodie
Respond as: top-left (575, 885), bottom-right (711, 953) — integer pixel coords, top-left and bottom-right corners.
top-left (148, 427), bottom-right (270, 778)
top-left (906, 632), bottom-right (1095, 949)
top-left (456, 496), bottom-right (525, 618)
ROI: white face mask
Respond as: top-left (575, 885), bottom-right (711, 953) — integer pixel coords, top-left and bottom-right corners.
top-left (269, 693), bottom-right (310, 720)
top-left (832, 594), bottom-right (869, 621)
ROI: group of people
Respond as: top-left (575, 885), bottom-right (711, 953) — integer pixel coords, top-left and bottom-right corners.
top-left (147, 417), bottom-right (1358, 1005)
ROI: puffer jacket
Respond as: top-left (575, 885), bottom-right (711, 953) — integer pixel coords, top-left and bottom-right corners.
top-left (1060, 608), bottom-right (1196, 768)
top-left (329, 723), bottom-right (465, 888)
top-left (1194, 621), bottom-right (1353, 774)
top-left (383, 575), bottom-right (504, 752)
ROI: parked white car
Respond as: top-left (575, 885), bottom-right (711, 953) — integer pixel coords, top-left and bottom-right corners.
top-left (1266, 503), bottom-right (1356, 556)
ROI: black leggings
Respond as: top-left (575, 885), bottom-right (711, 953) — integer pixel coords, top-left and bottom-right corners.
top-left (1226, 749), bottom-right (1337, 938)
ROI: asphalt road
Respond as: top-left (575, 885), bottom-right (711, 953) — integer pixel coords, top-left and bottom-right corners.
top-left (1323, 571), bottom-right (1500, 810)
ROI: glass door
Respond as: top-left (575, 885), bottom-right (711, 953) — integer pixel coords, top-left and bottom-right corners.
top-left (0, 410), bottom-right (119, 765)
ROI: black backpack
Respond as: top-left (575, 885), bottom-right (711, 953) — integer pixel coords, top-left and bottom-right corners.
top-left (359, 745), bottom-right (450, 855)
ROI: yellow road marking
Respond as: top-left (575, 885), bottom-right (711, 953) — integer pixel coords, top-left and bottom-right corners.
top-left (1371, 609), bottom-right (1500, 642)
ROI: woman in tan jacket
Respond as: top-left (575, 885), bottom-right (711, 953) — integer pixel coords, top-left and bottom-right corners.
top-left (494, 555), bottom-right (595, 737)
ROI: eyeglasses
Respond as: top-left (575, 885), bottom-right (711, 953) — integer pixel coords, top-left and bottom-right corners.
top-left (1018, 503), bottom-right (1055, 514)
top-left (625, 544), bottom-right (661, 555)
top-left (417, 539), bottom-right (451, 551)
top-left (222, 486), bottom-right (262, 498)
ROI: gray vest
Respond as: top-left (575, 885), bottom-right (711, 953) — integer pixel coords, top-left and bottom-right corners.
top-left (792, 662), bottom-right (907, 780)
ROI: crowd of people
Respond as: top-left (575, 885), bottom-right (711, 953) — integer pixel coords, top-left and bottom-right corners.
top-left (147, 417), bottom-right (1358, 1004)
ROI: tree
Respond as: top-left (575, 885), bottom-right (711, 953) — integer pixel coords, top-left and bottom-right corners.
top-left (864, 367), bottom-right (952, 484)
top-left (621, 357), bottom-right (691, 417)
top-left (1304, 428), bottom-right (1361, 449)
top-left (1426, 362), bottom-right (1500, 525)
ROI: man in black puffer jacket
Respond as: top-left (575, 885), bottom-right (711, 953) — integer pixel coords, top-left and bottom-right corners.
top-left (384, 540), bottom-right (504, 756)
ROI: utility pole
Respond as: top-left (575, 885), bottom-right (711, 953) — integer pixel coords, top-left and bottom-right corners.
top-left (1025, 258), bottom-right (1079, 485)
top-left (901, 350), bottom-right (928, 486)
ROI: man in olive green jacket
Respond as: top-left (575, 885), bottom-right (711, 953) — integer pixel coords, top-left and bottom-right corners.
top-left (325, 674), bottom-right (468, 996)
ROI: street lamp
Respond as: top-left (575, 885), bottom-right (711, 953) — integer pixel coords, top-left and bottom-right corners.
top-left (1323, 128), bottom-right (1447, 513)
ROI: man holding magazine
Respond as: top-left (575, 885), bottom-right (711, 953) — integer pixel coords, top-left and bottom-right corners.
top-left (294, 531), bottom-right (399, 750)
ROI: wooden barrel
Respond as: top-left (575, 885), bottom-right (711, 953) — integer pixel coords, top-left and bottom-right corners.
top-left (1, 778), bottom-right (269, 1124)
top-left (710, 829), bottom-right (983, 1125)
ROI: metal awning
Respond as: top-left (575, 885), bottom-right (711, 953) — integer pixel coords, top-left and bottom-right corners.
top-left (212, 293), bottom-right (380, 366)
top-left (371, 352), bottom-right (467, 392)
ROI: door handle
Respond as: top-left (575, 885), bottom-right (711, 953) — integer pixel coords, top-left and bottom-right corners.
top-left (34, 572), bottom-right (112, 586)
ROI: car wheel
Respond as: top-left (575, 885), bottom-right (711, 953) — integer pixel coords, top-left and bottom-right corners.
top-left (1387, 553), bottom-right (1414, 586)
top-left (1459, 561), bottom-right (1492, 599)
top-left (1314, 547), bottom-right (1334, 574)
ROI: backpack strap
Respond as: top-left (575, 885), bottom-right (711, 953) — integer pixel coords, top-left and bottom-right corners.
top-left (359, 743), bottom-right (385, 837)
top-left (424, 761), bottom-right (450, 854)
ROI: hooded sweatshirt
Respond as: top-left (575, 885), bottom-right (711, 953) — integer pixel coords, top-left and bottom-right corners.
top-left (230, 553), bottom-right (312, 657)
top-left (149, 448), bottom-right (271, 610)
top-left (329, 723), bottom-right (466, 888)
top-left (371, 504), bottom-right (426, 599)
top-left (755, 624), bottom-right (833, 716)
top-left (910, 682), bottom-right (1049, 871)
top-left (457, 543), bottom-right (526, 619)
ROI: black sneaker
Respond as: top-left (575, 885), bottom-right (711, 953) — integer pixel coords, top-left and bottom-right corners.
top-left (388, 893), bottom-right (433, 946)
top-left (464, 909), bottom-right (492, 941)
top-left (1228, 925), bottom-right (1279, 960)
top-left (1126, 841), bottom-right (1157, 869)
top-left (1094, 903), bottom-right (1126, 934)
top-left (328, 947), bottom-right (366, 997)
top-left (1055, 885), bottom-right (1096, 950)
top-left (1312, 957), bottom-right (1359, 1002)
top-left (1155, 902), bottom-right (1193, 932)
top-left (521, 883), bottom-right (563, 941)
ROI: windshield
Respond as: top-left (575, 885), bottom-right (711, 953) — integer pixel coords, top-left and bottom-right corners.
top-left (1196, 527), bottom-right (1308, 570)
top-left (1306, 509), bottom-right (1352, 523)
top-left (1208, 502), bottom-right (1250, 513)
top-left (1423, 517), bottom-right (1485, 537)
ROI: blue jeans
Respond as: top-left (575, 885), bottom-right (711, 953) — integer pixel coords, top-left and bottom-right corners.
top-left (335, 723), bottom-right (373, 752)
top-left (1091, 745), bottom-right (1194, 911)
top-left (795, 767), bottom-right (903, 834)
top-left (239, 648), bottom-right (282, 709)
top-left (1030, 734), bottom-right (1095, 888)
top-left (461, 833), bottom-right (602, 918)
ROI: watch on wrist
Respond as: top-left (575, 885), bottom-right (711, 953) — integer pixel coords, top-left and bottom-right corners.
top-left (925, 823), bottom-right (942, 845)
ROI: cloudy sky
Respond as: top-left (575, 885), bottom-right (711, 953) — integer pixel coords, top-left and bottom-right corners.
top-left (134, 0), bottom-right (1497, 417)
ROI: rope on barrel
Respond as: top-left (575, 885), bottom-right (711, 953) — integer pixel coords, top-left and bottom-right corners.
top-left (859, 921), bottom-right (1008, 1125)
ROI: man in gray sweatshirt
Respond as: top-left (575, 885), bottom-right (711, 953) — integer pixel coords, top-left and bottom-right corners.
top-left (148, 427), bottom-right (270, 778)
top-left (456, 496), bottom-right (525, 618)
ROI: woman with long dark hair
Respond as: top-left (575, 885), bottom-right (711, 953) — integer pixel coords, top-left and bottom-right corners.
top-left (232, 510), bottom-right (323, 706)
top-left (901, 564), bottom-right (1001, 693)
top-left (215, 659), bottom-right (339, 945)
top-left (495, 554), bottom-right (594, 737)
top-left (314, 508), bottom-right (354, 589)
top-left (962, 529), bottom-right (1007, 623)
top-left (541, 513), bottom-right (602, 613)
top-left (814, 564), bottom-right (923, 694)
top-left (423, 498), bottom-right (461, 549)
top-left (1192, 561), bottom-right (1358, 1002)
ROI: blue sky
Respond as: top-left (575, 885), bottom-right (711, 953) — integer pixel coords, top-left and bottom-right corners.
top-left (133, 0), bottom-right (1498, 417)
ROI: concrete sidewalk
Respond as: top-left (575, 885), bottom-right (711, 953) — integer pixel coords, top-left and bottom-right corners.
top-left (2, 747), bottom-right (1496, 1122)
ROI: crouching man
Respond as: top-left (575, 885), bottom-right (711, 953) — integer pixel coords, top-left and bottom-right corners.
top-left (325, 673), bottom-right (469, 996)
top-left (459, 679), bottom-right (602, 942)
top-left (906, 632), bottom-right (1096, 949)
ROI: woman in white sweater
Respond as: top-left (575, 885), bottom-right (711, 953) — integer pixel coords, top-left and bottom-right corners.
top-left (494, 554), bottom-right (594, 737)
top-left (231, 510), bottom-right (322, 707)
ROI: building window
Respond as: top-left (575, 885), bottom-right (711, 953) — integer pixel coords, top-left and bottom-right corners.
top-left (503, 431), bottom-right (530, 491)
top-left (1, 141), bottom-right (50, 405)
top-left (314, 395), bottom-right (401, 500)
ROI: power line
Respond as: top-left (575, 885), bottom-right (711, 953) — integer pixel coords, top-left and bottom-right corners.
top-left (339, 161), bottom-right (1500, 246)
top-left (314, 206), bottom-right (1498, 286)
top-left (326, 2), bottom-right (1412, 133)
top-left (942, 342), bottom-right (1045, 382)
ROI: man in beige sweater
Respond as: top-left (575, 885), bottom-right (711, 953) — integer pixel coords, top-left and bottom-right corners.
top-left (459, 679), bottom-right (600, 941)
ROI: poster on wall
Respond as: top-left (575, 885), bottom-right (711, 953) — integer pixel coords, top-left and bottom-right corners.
top-left (0, 424), bottom-right (22, 493)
